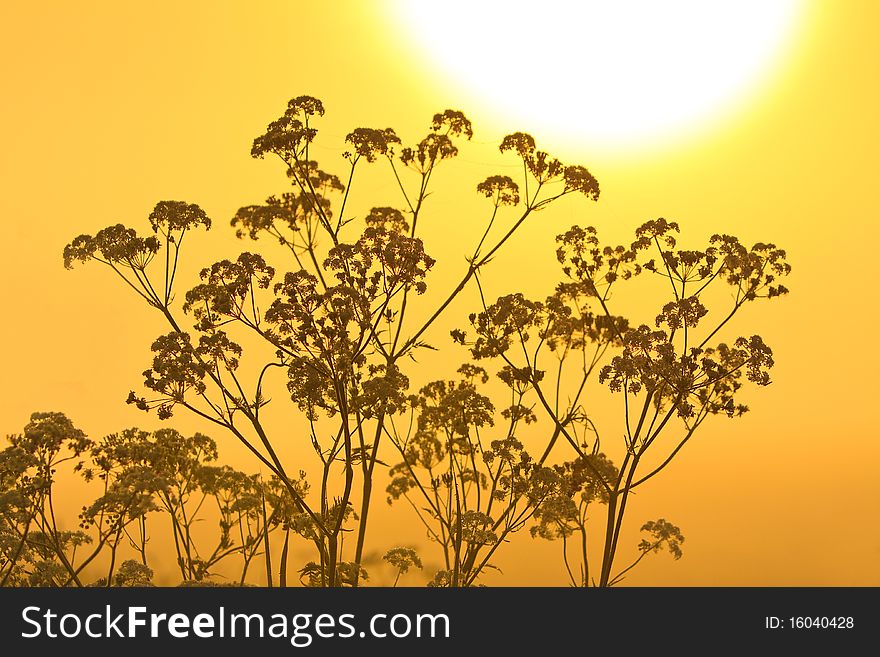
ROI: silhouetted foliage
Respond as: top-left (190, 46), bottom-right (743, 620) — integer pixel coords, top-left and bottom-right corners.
top-left (24, 94), bottom-right (792, 586)
top-left (1, 416), bottom-right (307, 587)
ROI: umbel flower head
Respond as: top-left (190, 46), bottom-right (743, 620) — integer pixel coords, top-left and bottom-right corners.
top-left (476, 175), bottom-right (520, 207)
top-left (148, 200), bottom-right (211, 236)
top-left (344, 127), bottom-right (401, 162)
top-left (10, 412), bottom-right (92, 460)
top-left (251, 95), bottom-right (325, 162)
top-left (365, 207), bottom-right (409, 233)
top-left (63, 224), bottom-right (159, 270)
top-left (383, 547), bottom-right (423, 574)
top-left (431, 109), bottom-right (473, 139)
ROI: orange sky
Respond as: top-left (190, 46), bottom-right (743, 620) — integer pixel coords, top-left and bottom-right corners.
top-left (1, 1), bottom-right (878, 585)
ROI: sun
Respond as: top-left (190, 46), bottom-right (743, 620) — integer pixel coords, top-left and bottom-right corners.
top-left (388, 0), bottom-right (808, 153)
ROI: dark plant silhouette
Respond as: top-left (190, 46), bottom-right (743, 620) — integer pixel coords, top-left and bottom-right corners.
top-left (11, 94), bottom-right (790, 587)
top-left (455, 217), bottom-right (789, 585)
top-left (0, 412), bottom-right (93, 586)
top-left (384, 365), bottom-right (561, 586)
top-left (1, 416), bottom-right (305, 586)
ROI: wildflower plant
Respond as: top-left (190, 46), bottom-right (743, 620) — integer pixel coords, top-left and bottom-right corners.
top-left (1, 417), bottom-right (306, 587)
top-left (48, 95), bottom-right (791, 586)
top-left (457, 218), bottom-right (789, 585)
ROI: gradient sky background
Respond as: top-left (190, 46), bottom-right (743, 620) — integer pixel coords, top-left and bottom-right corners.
top-left (1, 1), bottom-right (878, 585)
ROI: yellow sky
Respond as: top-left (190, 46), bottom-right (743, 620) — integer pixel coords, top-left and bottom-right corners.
top-left (1, 1), bottom-right (878, 585)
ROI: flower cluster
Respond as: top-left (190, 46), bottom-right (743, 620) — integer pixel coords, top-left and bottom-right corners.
top-left (464, 293), bottom-right (544, 359)
top-left (352, 363), bottom-right (410, 419)
top-left (499, 132), bottom-right (536, 158)
top-left (344, 127), bottom-right (401, 162)
top-left (383, 547), bottom-right (423, 574)
top-left (556, 225), bottom-right (642, 291)
top-left (111, 561), bottom-right (154, 587)
top-left (232, 194), bottom-right (313, 240)
top-left (63, 224), bottom-right (159, 270)
top-left (600, 324), bottom-right (776, 420)
top-left (431, 109), bottom-right (473, 139)
top-left (541, 288), bottom-right (628, 352)
top-left (655, 296), bottom-right (709, 331)
top-left (633, 217), bottom-right (680, 250)
top-left (529, 494), bottom-right (579, 541)
top-left (496, 364), bottom-right (544, 391)
top-left (79, 465), bottom-right (159, 529)
top-left (299, 560), bottom-right (367, 587)
top-left (148, 200), bottom-right (211, 237)
top-left (708, 235), bottom-right (791, 299)
top-left (638, 519), bottom-right (685, 560)
top-left (563, 165), bottom-right (600, 200)
top-left (251, 95), bottom-right (325, 162)
top-left (183, 253), bottom-right (275, 331)
top-left (556, 453), bottom-right (619, 505)
top-left (11, 412), bottom-right (92, 461)
top-left (417, 377), bottom-right (495, 439)
top-left (400, 133), bottom-right (459, 172)
top-left (499, 132), bottom-right (599, 201)
top-left (265, 268), bottom-right (382, 418)
top-left (500, 131), bottom-right (559, 181)
top-left (476, 175), bottom-right (520, 207)
top-left (324, 227), bottom-right (435, 298)
top-left (286, 159), bottom-right (345, 196)
top-left (601, 325), bottom-right (687, 398)
top-left (136, 332), bottom-right (207, 418)
top-left (287, 95), bottom-right (325, 118)
top-left (364, 206), bottom-right (409, 234)
top-left (395, 110), bottom-right (473, 173)
top-left (459, 511), bottom-right (497, 545)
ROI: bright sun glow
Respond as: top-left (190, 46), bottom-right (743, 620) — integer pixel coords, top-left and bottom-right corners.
top-left (391, 0), bottom-right (806, 152)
